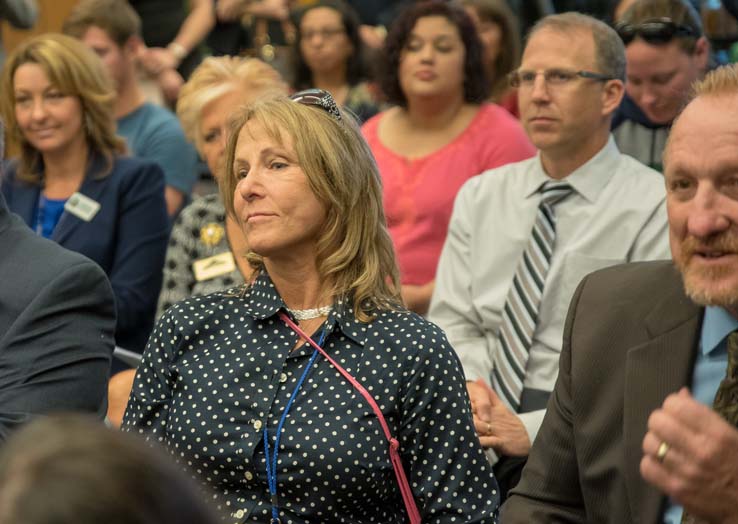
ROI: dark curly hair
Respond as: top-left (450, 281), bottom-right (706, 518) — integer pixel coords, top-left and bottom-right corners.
top-left (380, 0), bottom-right (490, 106)
top-left (291, 0), bottom-right (369, 90)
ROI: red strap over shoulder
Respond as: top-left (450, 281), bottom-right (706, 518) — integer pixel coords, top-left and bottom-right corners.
top-left (278, 312), bottom-right (421, 524)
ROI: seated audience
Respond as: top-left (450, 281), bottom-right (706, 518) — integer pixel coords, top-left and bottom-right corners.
top-left (611, 0), bottom-right (708, 171)
top-left (428, 12), bottom-right (670, 500)
top-left (158, 56), bottom-right (287, 318)
top-left (123, 90), bottom-right (500, 523)
top-left (291, 0), bottom-right (379, 123)
top-left (0, 34), bottom-right (169, 360)
top-left (503, 63), bottom-right (738, 524)
top-left (461, 0), bottom-right (521, 116)
top-left (0, 120), bottom-right (115, 441)
top-left (105, 56), bottom-right (288, 428)
top-left (0, 415), bottom-right (220, 524)
top-left (363, 0), bottom-right (535, 314)
top-left (63, 0), bottom-right (199, 218)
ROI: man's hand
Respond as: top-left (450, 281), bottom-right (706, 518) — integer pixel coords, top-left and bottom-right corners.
top-left (469, 379), bottom-right (531, 457)
top-left (140, 47), bottom-right (179, 75)
top-left (641, 388), bottom-right (738, 524)
top-left (216, 0), bottom-right (246, 22)
top-left (247, 0), bottom-right (288, 20)
top-left (359, 24), bottom-right (386, 50)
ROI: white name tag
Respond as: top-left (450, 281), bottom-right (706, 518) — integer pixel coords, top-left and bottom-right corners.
top-left (64, 192), bottom-right (101, 222)
top-left (192, 252), bottom-right (237, 282)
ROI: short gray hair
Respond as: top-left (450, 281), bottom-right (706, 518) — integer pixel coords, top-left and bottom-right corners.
top-left (528, 12), bottom-right (626, 82)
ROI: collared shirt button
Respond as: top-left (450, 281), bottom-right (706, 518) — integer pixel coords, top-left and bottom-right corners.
top-left (279, 372), bottom-right (288, 383)
top-left (253, 420), bottom-right (262, 431)
top-left (234, 509), bottom-right (245, 519)
top-left (244, 471), bottom-right (254, 481)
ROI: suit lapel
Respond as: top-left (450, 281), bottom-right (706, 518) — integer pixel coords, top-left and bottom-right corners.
top-left (12, 183), bottom-right (40, 228)
top-left (52, 155), bottom-right (107, 245)
top-left (623, 272), bottom-right (702, 524)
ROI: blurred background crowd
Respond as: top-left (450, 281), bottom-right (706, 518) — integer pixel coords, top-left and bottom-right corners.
top-left (2, 0), bottom-right (738, 522)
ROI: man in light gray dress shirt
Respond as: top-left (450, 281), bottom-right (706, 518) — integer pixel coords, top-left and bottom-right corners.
top-left (428, 12), bottom-right (671, 498)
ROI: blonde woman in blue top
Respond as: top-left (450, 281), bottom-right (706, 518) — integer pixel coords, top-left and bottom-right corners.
top-left (0, 33), bottom-right (169, 361)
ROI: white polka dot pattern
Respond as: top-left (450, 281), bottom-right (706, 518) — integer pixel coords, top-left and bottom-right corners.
top-left (122, 272), bottom-right (500, 523)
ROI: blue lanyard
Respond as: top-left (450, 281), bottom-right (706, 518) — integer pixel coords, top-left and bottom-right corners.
top-left (263, 327), bottom-right (327, 524)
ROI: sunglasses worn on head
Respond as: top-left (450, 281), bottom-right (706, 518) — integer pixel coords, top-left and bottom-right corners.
top-left (615, 17), bottom-right (700, 45)
top-left (289, 88), bottom-right (342, 122)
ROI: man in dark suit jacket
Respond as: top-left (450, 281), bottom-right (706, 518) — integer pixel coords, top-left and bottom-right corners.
top-left (0, 123), bottom-right (115, 442)
top-left (502, 65), bottom-right (738, 523)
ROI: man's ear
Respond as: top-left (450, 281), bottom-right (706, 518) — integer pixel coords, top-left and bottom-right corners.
top-left (601, 78), bottom-right (625, 117)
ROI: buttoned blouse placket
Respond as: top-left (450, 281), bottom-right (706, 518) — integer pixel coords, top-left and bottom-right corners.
top-left (240, 305), bottom-right (340, 523)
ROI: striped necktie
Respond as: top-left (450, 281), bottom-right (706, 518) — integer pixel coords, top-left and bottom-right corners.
top-left (491, 180), bottom-right (574, 411)
top-left (681, 330), bottom-right (738, 524)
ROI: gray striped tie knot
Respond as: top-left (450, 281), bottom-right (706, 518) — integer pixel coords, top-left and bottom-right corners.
top-left (540, 180), bottom-right (574, 206)
top-left (491, 179), bottom-right (574, 411)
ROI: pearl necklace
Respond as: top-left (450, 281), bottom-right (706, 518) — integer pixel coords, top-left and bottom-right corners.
top-left (287, 305), bottom-right (332, 320)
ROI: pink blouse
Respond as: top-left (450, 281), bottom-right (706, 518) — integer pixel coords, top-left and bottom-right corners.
top-left (362, 103), bottom-right (535, 285)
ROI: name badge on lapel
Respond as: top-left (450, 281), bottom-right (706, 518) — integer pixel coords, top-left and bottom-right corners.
top-left (64, 192), bottom-right (101, 222)
top-left (193, 252), bottom-right (237, 282)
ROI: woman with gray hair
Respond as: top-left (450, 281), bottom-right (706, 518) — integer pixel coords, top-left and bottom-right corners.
top-left (156, 56), bottom-right (287, 318)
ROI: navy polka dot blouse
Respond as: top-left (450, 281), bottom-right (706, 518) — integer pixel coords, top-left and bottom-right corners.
top-left (123, 272), bottom-right (499, 523)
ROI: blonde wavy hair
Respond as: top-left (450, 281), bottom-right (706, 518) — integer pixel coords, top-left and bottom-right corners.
top-left (176, 56), bottom-right (287, 156)
top-left (0, 33), bottom-right (125, 183)
top-left (691, 62), bottom-right (738, 97)
top-left (221, 96), bottom-right (402, 321)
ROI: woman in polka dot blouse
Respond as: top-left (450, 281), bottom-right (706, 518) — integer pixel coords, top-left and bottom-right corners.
top-left (123, 90), bottom-right (500, 523)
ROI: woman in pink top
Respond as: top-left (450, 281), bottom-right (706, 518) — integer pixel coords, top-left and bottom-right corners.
top-left (362, 0), bottom-right (534, 314)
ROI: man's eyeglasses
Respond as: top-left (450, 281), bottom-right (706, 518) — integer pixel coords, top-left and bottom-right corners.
top-left (508, 68), bottom-right (615, 89)
top-left (289, 88), bottom-right (342, 122)
top-left (615, 18), bottom-right (700, 45)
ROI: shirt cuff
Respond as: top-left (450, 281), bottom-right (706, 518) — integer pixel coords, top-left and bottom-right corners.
top-left (518, 409), bottom-right (546, 445)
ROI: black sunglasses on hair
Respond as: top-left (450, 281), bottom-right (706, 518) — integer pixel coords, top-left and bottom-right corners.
top-left (289, 88), bottom-right (342, 122)
top-left (615, 17), bottom-right (700, 45)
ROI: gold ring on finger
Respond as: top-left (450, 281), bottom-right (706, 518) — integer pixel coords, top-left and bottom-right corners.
top-left (656, 441), bottom-right (669, 463)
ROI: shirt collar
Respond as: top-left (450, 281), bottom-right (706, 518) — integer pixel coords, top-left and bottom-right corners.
top-left (524, 135), bottom-right (621, 203)
top-left (240, 271), bottom-right (368, 346)
top-left (700, 306), bottom-right (738, 356)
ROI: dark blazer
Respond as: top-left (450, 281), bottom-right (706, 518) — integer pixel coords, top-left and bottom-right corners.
top-left (0, 192), bottom-right (115, 441)
top-left (501, 260), bottom-right (702, 524)
top-left (1, 154), bottom-right (169, 353)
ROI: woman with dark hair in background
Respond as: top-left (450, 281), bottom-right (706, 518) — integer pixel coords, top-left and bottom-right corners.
top-left (461, 0), bottom-right (521, 115)
top-left (292, 0), bottom-right (379, 122)
top-left (363, 0), bottom-right (534, 314)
